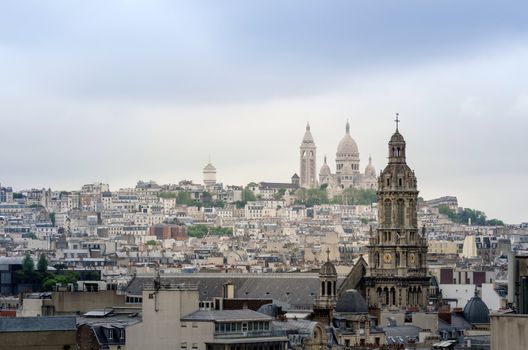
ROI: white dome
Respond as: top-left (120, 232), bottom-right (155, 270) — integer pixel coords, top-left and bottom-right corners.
top-left (319, 156), bottom-right (332, 176)
top-left (364, 156), bottom-right (376, 177)
top-left (336, 121), bottom-right (359, 155)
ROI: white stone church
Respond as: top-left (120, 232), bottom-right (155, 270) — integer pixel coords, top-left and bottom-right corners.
top-left (299, 121), bottom-right (377, 195)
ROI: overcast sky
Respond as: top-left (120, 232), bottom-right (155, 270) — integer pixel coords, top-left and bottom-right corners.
top-left (1, 1), bottom-right (527, 223)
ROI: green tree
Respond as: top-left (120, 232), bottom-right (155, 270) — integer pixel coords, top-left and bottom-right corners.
top-left (49, 212), bottom-right (56, 226)
top-left (158, 192), bottom-right (177, 199)
top-left (438, 205), bottom-right (504, 226)
top-left (42, 277), bottom-right (57, 291)
top-left (201, 192), bottom-right (213, 207)
top-left (176, 191), bottom-right (193, 205)
top-left (22, 254), bottom-right (35, 275)
top-left (333, 188), bottom-right (377, 205)
top-left (187, 224), bottom-right (209, 238)
top-left (295, 188), bottom-right (329, 207)
top-left (24, 232), bottom-right (37, 240)
top-left (54, 271), bottom-right (80, 286)
top-left (210, 227), bottom-right (233, 236)
top-left (85, 271), bottom-right (100, 281)
top-left (37, 254), bottom-right (48, 274)
top-left (273, 188), bottom-right (286, 200)
top-left (241, 188), bottom-right (256, 202)
top-left (146, 240), bottom-right (158, 245)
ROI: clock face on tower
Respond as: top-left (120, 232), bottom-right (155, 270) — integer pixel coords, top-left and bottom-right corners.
top-left (383, 253), bottom-right (392, 263)
top-left (409, 253), bottom-right (416, 264)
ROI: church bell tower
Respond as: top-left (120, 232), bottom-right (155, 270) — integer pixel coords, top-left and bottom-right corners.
top-left (365, 115), bottom-right (430, 310)
top-left (300, 123), bottom-right (317, 188)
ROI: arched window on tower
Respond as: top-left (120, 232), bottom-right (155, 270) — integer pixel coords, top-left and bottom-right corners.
top-left (397, 147), bottom-right (401, 156)
top-left (384, 199), bottom-right (392, 227)
top-left (397, 199), bottom-right (405, 227)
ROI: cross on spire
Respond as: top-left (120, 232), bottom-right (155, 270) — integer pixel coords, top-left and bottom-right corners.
top-left (394, 113), bottom-right (400, 131)
top-left (326, 247), bottom-right (330, 262)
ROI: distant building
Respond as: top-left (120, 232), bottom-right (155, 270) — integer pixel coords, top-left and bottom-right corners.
top-left (149, 224), bottom-right (188, 240)
top-left (425, 196), bottom-right (458, 210)
top-left (298, 122), bottom-right (377, 192)
top-left (0, 184), bottom-right (13, 203)
top-left (0, 257), bottom-right (23, 295)
top-left (126, 280), bottom-right (289, 350)
top-left (203, 162), bottom-right (217, 187)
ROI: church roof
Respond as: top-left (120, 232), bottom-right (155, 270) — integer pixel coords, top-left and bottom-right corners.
top-left (127, 273), bottom-right (348, 310)
top-left (390, 130), bottom-right (405, 143)
top-left (463, 292), bottom-right (490, 324)
top-left (334, 289), bottom-right (368, 314)
top-left (320, 261), bottom-right (337, 276)
top-left (337, 121), bottom-right (359, 155)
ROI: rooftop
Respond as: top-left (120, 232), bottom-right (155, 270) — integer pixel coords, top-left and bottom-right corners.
top-left (181, 309), bottom-right (272, 322)
top-left (0, 316), bottom-right (76, 333)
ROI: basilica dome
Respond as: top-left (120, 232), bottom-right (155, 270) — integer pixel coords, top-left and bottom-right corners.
top-left (337, 121), bottom-right (359, 155)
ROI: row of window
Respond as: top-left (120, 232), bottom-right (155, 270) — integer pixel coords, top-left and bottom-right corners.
top-left (214, 321), bottom-right (270, 333)
top-left (125, 296), bottom-right (143, 304)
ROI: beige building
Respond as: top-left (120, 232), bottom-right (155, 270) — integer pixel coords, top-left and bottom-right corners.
top-left (490, 313), bottom-right (528, 350)
top-left (428, 240), bottom-right (459, 255)
top-left (127, 281), bottom-right (289, 350)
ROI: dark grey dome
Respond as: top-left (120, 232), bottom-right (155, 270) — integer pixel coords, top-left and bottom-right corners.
top-left (335, 289), bottom-right (368, 314)
top-left (390, 131), bottom-right (405, 143)
top-left (320, 261), bottom-right (337, 276)
top-left (463, 293), bottom-right (490, 324)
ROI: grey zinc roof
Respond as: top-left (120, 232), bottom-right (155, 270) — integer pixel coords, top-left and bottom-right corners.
top-left (126, 273), bottom-right (347, 310)
top-left (0, 316), bottom-right (77, 332)
top-left (383, 325), bottom-right (421, 338)
top-left (181, 309), bottom-right (272, 322)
